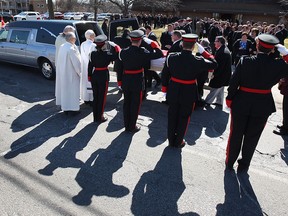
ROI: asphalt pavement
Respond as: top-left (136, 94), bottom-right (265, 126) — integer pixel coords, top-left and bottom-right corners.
top-left (0, 62), bottom-right (287, 216)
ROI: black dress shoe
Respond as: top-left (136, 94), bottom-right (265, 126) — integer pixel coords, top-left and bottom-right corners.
top-left (127, 126), bottom-right (141, 133)
top-left (176, 140), bottom-right (187, 148)
top-left (94, 117), bottom-right (108, 123)
top-left (277, 125), bottom-right (284, 129)
top-left (273, 128), bottom-right (288, 136)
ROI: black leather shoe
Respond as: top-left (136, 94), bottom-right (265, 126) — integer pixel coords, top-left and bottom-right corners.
top-left (95, 117), bottom-right (108, 123)
top-left (273, 128), bottom-right (288, 136)
top-left (277, 125), bottom-right (284, 129)
top-left (176, 140), bottom-right (187, 148)
top-left (128, 126), bottom-right (141, 133)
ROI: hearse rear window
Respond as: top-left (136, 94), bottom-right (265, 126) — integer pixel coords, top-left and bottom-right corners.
top-left (36, 27), bottom-right (57, 45)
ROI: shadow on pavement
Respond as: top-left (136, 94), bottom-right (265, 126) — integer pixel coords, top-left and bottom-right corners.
top-left (4, 104), bottom-right (91, 159)
top-left (131, 147), bottom-right (200, 216)
top-left (38, 123), bottom-right (98, 176)
top-left (72, 131), bottom-right (133, 206)
top-left (11, 100), bottom-right (58, 132)
top-left (0, 62), bottom-right (55, 103)
top-left (185, 105), bottom-right (229, 145)
top-left (216, 170), bottom-right (264, 216)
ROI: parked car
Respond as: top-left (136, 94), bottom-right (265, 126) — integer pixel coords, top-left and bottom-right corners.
top-left (14, 11), bottom-right (42, 21)
top-left (0, 20), bottom-right (104, 79)
top-left (97, 13), bottom-right (112, 21)
top-left (0, 12), bottom-right (14, 23)
top-left (63, 12), bottom-right (84, 20)
top-left (42, 12), bottom-right (64, 20)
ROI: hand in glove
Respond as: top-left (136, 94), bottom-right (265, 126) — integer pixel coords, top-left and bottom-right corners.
top-left (275, 44), bottom-right (288, 56)
top-left (108, 41), bottom-right (117, 47)
top-left (143, 37), bottom-right (153, 45)
top-left (196, 42), bottom-right (213, 59)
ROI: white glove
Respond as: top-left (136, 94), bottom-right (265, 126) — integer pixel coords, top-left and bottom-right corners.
top-left (143, 37), bottom-right (153, 45)
top-left (275, 44), bottom-right (288, 56)
top-left (196, 42), bottom-right (205, 54)
top-left (108, 41), bottom-right (117, 47)
top-left (162, 92), bottom-right (167, 99)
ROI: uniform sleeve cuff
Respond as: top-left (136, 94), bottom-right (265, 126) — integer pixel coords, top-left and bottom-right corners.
top-left (162, 86), bottom-right (167, 93)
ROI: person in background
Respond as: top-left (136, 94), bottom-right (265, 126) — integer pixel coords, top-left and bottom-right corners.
top-left (273, 77), bottom-right (288, 136)
top-left (102, 18), bottom-right (109, 36)
top-left (168, 30), bottom-right (183, 54)
top-left (205, 36), bottom-right (232, 107)
top-left (80, 29), bottom-right (96, 105)
top-left (160, 23), bottom-right (174, 50)
top-left (232, 32), bottom-right (253, 65)
top-left (56, 32), bottom-right (82, 116)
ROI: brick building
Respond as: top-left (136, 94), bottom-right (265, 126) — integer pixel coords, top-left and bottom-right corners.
top-left (133, 0), bottom-right (283, 24)
top-left (0, 0), bottom-right (47, 15)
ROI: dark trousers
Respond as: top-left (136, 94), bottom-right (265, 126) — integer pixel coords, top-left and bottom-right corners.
top-left (123, 89), bottom-right (143, 131)
top-left (282, 95), bottom-right (288, 129)
top-left (91, 79), bottom-right (108, 121)
top-left (226, 111), bottom-right (268, 169)
top-left (168, 101), bottom-right (195, 146)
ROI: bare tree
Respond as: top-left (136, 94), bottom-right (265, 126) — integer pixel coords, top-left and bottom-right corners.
top-left (47, 0), bottom-right (54, 19)
top-left (107, 0), bottom-right (181, 17)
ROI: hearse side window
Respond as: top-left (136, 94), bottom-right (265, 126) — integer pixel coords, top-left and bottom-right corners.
top-left (0, 29), bottom-right (8, 42)
top-left (10, 30), bottom-right (30, 44)
top-left (36, 28), bottom-right (56, 45)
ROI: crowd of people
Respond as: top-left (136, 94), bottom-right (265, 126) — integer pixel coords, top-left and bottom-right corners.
top-left (54, 15), bottom-right (288, 173)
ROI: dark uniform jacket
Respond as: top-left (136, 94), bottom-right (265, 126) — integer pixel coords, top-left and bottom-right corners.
top-left (209, 45), bottom-right (232, 88)
top-left (227, 53), bottom-right (288, 117)
top-left (88, 48), bottom-right (118, 81)
top-left (147, 32), bottom-right (158, 42)
top-left (162, 50), bottom-right (218, 103)
top-left (118, 45), bottom-right (163, 91)
top-left (168, 40), bottom-right (182, 54)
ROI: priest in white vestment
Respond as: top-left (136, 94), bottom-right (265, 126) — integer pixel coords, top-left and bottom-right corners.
top-left (80, 29), bottom-right (96, 103)
top-left (55, 25), bottom-right (75, 99)
top-left (56, 32), bottom-right (82, 113)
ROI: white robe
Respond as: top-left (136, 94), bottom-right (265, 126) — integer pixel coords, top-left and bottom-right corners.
top-left (56, 42), bottom-right (81, 111)
top-left (55, 34), bottom-right (67, 98)
top-left (80, 39), bottom-right (96, 102)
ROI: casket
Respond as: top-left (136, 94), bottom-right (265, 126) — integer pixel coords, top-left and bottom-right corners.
top-left (150, 50), bottom-right (167, 71)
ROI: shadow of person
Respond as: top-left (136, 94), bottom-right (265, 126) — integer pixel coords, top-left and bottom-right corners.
top-left (11, 100), bottom-right (58, 132)
top-left (38, 123), bottom-right (98, 176)
top-left (4, 105), bottom-right (91, 159)
top-left (106, 101), bottom-right (124, 133)
top-left (185, 105), bottom-right (229, 145)
top-left (72, 131), bottom-right (133, 206)
top-left (216, 170), bottom-right (264, 216)
top-left (131, 147), bottom-right (199, 216)
top-left (141, 100), bottom-right (169, 148)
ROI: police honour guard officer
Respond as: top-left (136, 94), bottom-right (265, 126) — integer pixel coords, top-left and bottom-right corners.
top-left (88, 35), bottom-right (121, 123)
top-left (225, 34), bottom-right (288, 172)
top-left (118, 30), bottom-right (163, 133)
top-left (161, 34), bottom-right (218, 148)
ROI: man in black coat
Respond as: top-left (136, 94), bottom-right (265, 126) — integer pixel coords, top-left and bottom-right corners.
top-left (168, 30), bottom-right (183, 54)
top-left (205, 36), bottom-right (232, 106)
top-left (118, 30), bottom-right (163, 133)
top-left (225, 34), bottom-right (288, 172)
top-left (161, 34), bottom-right (218, 148)
top-left (160, 24), bottom-right (174, 50)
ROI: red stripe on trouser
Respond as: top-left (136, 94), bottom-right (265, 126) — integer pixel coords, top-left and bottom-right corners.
top-left (137, 91), bottom-right (143, 117)
top-left (184, 103), bottom-right (195, 136)
top-left (225, 109), bottom-right (233, 165)
top-left (101, 81), bottom-right (108, 115)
